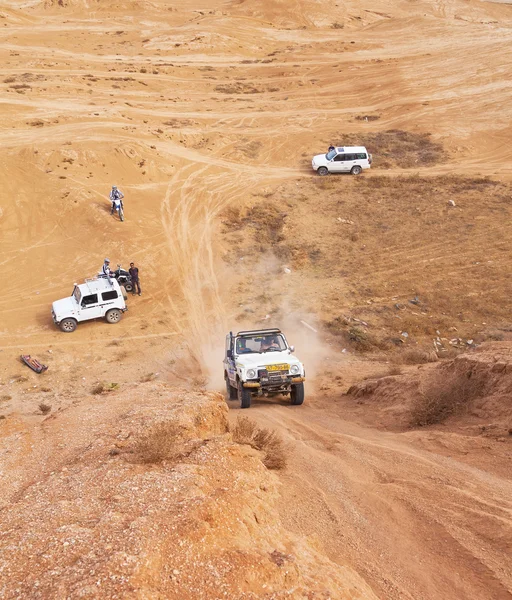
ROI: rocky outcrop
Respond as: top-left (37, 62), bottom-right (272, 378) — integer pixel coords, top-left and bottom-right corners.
top-left (0, 383), bottom-right (377, 599)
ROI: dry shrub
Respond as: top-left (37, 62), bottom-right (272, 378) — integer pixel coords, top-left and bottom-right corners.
top-left (232, 416), bottom-right (286, 470)
top-left (400, 348), bottom-right (438, 365)
top-left (0, 395), bottom-right (12, 402)
top-left (38, 402), bottom-right (51, 415)
top-left (337, 129), bottom-right (445, 168)
top-left (134, 421), bottom-right (181, 464)
top-left (221, 202), bottom-right (285, 243)
top-left (411, 369), bottom-right (488, 426)
top-left (91, 382), bottom-right (119, 395)
top-left (354, 114), bottom-right (380, 121)
top-left (140, 372), bottom-right (157, 383)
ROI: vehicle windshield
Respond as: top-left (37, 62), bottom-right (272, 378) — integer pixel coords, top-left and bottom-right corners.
top-left (236, 334), bottom-right (287, 354)
top-left (72, 286), bottom-right (81, 304)
top-left (326, 149), bottom-right (337, 160)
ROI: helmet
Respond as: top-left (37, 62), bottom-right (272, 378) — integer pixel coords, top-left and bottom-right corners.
top-left (104, 258), bottom-right (110, 263)
top-left (112, 185), bottom-right (117, 190)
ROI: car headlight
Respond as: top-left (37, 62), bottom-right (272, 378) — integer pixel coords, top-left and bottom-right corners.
top-left (246, 369), bottom-right (257, 379)
top-left (290, 364), bottom-right (300, 375)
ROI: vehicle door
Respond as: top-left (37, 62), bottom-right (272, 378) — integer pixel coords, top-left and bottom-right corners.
top-left (344, 153), bottom-right (359, 171)
top-left (99, 289), bottom-right (120, 315)
top-left (78, 293), bottom-right (102, 320)
top-left (331, 153), bottom-right (347, 172)
top-left (225, 335), bottom-right (236, 384)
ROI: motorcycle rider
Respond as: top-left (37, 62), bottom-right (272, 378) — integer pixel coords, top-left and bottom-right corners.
top-left (109, 185), bottom-right (124, 215)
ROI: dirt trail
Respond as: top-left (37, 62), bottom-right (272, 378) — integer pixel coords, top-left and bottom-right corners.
top-left (240, 400), bottom-right (512, 600)
top-left (2, 0), bottom-right (512, 597)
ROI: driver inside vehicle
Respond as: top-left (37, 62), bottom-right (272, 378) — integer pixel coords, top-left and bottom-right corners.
top-left (260, 336), bottom-right (280, 352)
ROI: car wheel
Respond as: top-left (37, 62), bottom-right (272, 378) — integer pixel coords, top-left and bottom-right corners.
top-left (350, 165), bottom-right (362, 175)
top-left (60, 318), bottom-right (77, 333)
top-left (238, 381), bottom-right (252, 409)
top-left (124, 282), bottom-right (133, 293)
top-left (225, 375), bottom-right (237, 400)
top-left (318, 166), bottom-right (329, 176)
top-left (105, 308), bottom-right (122, 324)
top-left (290, 382), bottom-right (305, 405)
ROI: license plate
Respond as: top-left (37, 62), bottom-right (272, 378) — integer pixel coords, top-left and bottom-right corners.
top-left (266, 364), bottom-right (289, 372)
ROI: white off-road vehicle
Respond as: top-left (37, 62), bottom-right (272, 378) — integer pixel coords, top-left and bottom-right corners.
top-left (223, 328), bottom-right (305, 408)
top-left (52, 277), bottom-right (127, 333)
top-left (312, 146), bottom-right (372, 175)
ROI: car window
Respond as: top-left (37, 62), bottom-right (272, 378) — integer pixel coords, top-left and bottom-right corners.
top-left (101, 290), bottom-right (118, 301)
top-left (333, 154), bottom-right (346, 162)
top-left (326, 149), bottom-right (336, 160)
top-left (236, 334), bottom-right (286, 354)
top-left (73, 286), bottom-right (81, 304)
top-left (82, 294), bottom-right (98, 306)
top-left (344, 153), bottom-right (356, 161)
top-left (356, 153), bottom-right (367, 159)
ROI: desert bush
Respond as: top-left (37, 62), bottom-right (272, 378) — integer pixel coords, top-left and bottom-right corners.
top-left (410, 368), bottom-right (488, 426)
top-left (336, 130), bottom-right (445, 168)
top-left (38, 402), bottom-right (51, 415)
top-left (0, 395), bottom-right (12, 402)
top-left (133, 421), bottom-right (181, 464)
top-left (232, 416), bottom-right (286, 470)
top-left (91, 382), bottom-right (119, 395)
top-left (354, 114), bottom-right (380, 121)
top-left (401, 348), bottom-right (438, 365)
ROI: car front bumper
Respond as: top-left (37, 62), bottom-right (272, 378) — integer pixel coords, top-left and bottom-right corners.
top-left (243, 376), bottom-right (305, 389)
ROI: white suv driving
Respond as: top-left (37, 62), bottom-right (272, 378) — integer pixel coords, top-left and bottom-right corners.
top-left (52, 277), bottom-right (127, 332)
top-left (223, 328), bottom-right (305, 408)
top-left (312, 146), bottom-right (372, 175)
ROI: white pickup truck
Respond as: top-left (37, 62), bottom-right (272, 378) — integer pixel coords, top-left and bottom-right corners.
top-left (52, 277), bottom-right (127, 332)
top-left (223, 328), bottom-right (305, 408)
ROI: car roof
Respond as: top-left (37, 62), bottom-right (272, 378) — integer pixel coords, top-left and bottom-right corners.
top-left (77, 278), bottom-right (120, 295)
top-left (336, 146), bottom-right (367, 152)
top-left (237, 328), bottom-right (282, 336)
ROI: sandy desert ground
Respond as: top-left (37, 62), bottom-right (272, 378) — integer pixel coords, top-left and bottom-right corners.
top-left (1, 0), bottom-right (512, 598)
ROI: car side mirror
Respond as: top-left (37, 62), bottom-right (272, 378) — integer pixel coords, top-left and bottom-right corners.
top-left (289, 345), bottom-right (295, 353)
top-left (227, 350), bottom-right (233, 359)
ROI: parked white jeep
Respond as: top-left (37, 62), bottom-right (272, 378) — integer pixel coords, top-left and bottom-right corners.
top-left (223, 328), bottom-right (305, 408)
top-left (52, 277), bottom-right (127, 333)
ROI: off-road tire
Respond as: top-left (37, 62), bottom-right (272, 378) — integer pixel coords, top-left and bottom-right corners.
top-left (225, 376), bottom-right (237, 400)
top-left (60, 318), bottom-right (77, 333)
top-left (118, 207), bottom-right (124, 222)
top-left (318, 166), bottom-right (329, 176)
top-left (105, 308), bottom-right (122, 324)
top-left (350, 165), bottom-right (362, 175)
top-left (290, 382), bottom-right (305, 405)
top-left (238, 381), bottom-right (252, 409)
top-left (124, 282), bottom-right (133, 293)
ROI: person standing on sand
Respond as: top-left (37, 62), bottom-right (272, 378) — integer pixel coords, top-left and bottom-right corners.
top-left (129, 262), bottom-right (141, 296)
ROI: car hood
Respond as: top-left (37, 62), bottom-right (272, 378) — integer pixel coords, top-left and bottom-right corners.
top-left (52, 297), bottom-right (77, 318)
top-left (236, 352), bottom-right (302, 369)
top-left (312, 153), bottom-right (328, 165)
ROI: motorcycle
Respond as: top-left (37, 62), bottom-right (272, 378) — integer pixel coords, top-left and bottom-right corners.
top-left (112, 264), bottom-right (133, 292)
top-left (112, 198), bottom-right (124, 222)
